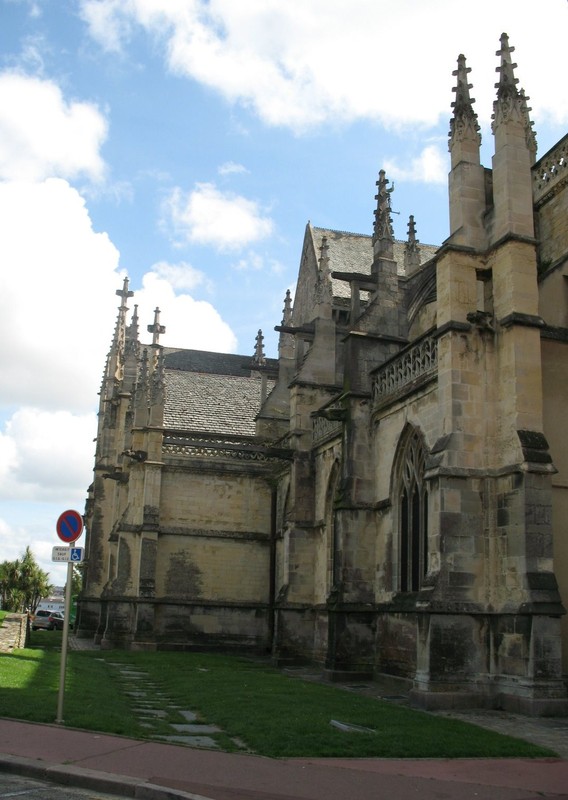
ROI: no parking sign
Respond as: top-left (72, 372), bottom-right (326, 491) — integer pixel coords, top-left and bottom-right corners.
top-left (56, 509), bottom-right (83, 544)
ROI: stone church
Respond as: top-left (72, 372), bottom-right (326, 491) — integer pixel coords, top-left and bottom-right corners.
top-left (78, 34), bottom-right (568, 715)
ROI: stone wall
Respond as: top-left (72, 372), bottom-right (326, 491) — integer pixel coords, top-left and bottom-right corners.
top-left (0, 613), bottom-right (29, 651)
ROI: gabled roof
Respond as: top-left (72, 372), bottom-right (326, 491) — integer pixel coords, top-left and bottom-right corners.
top-left (311, 226), bottom-right (438, 300)
top-left (160, 347), bottom-right (276, 436)
top-left (163, 348), bottom-right (278, 376)
top-left (164, 370), bottom-right (270, 435)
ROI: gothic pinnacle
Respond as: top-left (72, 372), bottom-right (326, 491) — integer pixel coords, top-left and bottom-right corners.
top-left (253, 329), bottom-right (266, 365)
top-left (449, 53), bottom-right (480, 148)
top-left (373, 169), bottom-right (394, 245)
top-left (407, 215), bottom-right (418, 248)
top-left (281, 289), bottom-right (292, 326)
top-left (492, 32), bottom-right (536, 153)
top-left (494, 32), bottom-right (518, 99)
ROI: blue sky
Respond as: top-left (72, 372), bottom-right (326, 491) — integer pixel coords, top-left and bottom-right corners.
top-left (1, 0), bottom-right (567, 586)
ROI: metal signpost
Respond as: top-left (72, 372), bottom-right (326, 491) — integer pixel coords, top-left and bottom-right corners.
top-left (54, 509), bottom-right (84, 725)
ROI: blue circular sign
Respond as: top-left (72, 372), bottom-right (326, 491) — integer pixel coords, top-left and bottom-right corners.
top-left (56, 509), bottom-right (83, 543)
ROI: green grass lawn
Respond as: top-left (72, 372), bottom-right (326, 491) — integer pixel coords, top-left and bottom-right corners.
top-left (0, 630), bottom-right (558, 759)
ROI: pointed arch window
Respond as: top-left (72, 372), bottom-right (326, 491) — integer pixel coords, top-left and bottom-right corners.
top-left (398, 431), bottom-right (428, 592)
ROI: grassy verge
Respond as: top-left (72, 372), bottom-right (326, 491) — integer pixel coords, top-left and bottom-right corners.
top-left (0, 634), bottom-right (558, 759)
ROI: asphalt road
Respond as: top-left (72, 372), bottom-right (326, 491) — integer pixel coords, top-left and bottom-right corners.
top-left (0, 772), bottom-right (125, 800)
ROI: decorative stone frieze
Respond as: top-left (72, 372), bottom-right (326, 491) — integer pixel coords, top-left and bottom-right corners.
top-left (372, 334), bottom-right (438, 409)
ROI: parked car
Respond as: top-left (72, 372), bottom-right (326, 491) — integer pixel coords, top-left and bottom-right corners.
top-left (31, 609), bottom-right (52, 630)
top-left (48, 611), bottom-right (65, 630)
top-left (31, 609), bottom-right (65, 631)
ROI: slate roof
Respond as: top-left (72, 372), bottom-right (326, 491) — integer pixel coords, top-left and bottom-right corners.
top-left (163, 348), bottom-right (278, 375)
top-left (312, 227), bottom-right (438, 300)
top-left (161, 348), bottom-right (275, 436)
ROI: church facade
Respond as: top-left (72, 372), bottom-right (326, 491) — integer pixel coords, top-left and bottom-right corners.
top-left (78, 34), bottom-right (568, 715)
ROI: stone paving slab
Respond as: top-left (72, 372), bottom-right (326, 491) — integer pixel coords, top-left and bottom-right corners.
top-left (172, 724), bottom-right (221, 734)
top-left (156, 734), bottom-right (220, 748)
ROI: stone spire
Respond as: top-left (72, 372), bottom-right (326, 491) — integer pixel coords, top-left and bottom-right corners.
top-left (253, 329), bottom-right (266, 366)
top-left (127, 303), bottom-right (139, 342)
top-left (492, 33), bottom-right (536, 159)
top-left (278, 289), bottom-right (294, 361)
top-left (133, 348), bottom-right (149, 427)
top-left (449, 53), bottom-right (481, 154)
top-left (282, 289), bottom-right (292, 326)
top-left (103, 277), bottom-right (134, 400)
top-left (372, 170), bottom-right (394, 260)
top-left (490, 33), bottom-right (536, 241)
top-left (150, 346), bottom-right (165, 408)
top-left (447, 53), bottom-right (486, 248)
top-left (404, 215), bottom-right (421, 274)
top-left (314, 236), bottom-right (332, 318)
top-left (123, 303), bottom-right (140, 391)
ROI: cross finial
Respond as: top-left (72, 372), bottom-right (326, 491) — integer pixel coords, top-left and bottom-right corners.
top-left (147, 307), bottom-right (166, 346)
top-left (116, 276), bottom-right (134, 305)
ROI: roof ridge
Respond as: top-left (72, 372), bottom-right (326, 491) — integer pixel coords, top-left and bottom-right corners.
top-left (312, 225), bottom-right (439, 249)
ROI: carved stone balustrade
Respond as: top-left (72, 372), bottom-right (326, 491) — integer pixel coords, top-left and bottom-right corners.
top-left (372, 334), bottom-right (438, 410)
top-left (533, 134), bottom-right (568, 207)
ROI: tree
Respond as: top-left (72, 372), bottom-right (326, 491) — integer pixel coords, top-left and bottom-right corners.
top-left (69, 564), bottom-right (83, 598)
top-left (0, 548), bottom-right (52, 612)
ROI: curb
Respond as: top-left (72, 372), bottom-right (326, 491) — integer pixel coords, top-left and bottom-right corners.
top-left (0, 753), bottom-right (215, 800)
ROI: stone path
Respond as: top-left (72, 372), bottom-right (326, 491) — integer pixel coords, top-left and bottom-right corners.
top-left (101, 659), bottom-right (247, 752)
top-left (70, 638), bottom-right (568, 759)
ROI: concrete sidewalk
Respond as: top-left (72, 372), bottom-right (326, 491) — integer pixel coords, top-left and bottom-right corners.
top-left (1, 717), bottom-right (568, 800)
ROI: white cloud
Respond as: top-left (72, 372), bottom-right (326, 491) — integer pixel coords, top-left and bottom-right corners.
top-left (165, 182), bottom-right (274, 251)
top-left (151, 260), bottom-right (209, 292)
top-left (233, 251), bottom-right (285, 274)
top-left (218, 161), bottom-right (248, 176)
top-left (79, 0), bottom-right (568, 132)
top-left (0, 178), bottom-right (121, 412)
top-left (0, 513), bottom-right (71, 587)
top-left (0, 72), bottom-right (108, 182)
top-left (79, 0), bottom-right (134, 54)
top-left (134, 270), bottom-right (238, 352)
top-left (384, 145), bottom-right (447, 186)
top-left (0, 408), bottom-right (96, 502)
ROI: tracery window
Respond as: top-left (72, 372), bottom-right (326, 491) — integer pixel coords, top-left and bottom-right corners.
top-left (398, 430), bottom-right (428, 592)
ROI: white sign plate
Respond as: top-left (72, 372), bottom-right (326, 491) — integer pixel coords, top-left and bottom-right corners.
top-left (52, 546), bottom-right (70, 562)
top-left (52, 546), bottom-right (85, 562)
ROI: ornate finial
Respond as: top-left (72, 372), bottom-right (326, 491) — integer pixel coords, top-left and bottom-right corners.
top-left (373, 170), bottom-right (394, 245)
top-left (147, 307), bottom-right (166, 347)
top-left (150, 346), bottom-right (165, 405)
top-left (494, 33), bottom-right (518, 98)
top-left (407, 215), bottom-right (419, 249)
top-left (135, 349), bottom-right (149, 400)
top-left (110, 277), bottom-right (134, 382)
top-left (449, 53), bottom-right (481, 149)
top-left (253, 329), bottom-right (266, 366)
top-left (116, 276), bottom-right (134, 306)
top-left (315, 236), bottom-right (332, 311)
top-left (519, 88), bottom-right (537, 157)
top-left (126, 304), bottom-right (139, 341)
top-left (491, 33), bottom-right (536, 152)
top-left (404, 215), bottom-right (421, 271)
top-left (281, 289), bottom-right (292, 326)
